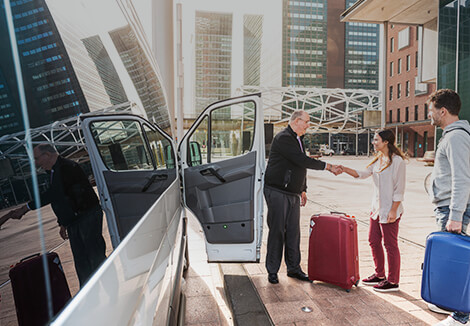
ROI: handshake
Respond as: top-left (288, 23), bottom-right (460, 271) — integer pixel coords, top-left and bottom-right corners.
top-left (327, 164), bottom-right (344, 176)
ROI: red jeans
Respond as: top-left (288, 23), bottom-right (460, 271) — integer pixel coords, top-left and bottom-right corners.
top-left (368, 217), bottom-right (401, 284)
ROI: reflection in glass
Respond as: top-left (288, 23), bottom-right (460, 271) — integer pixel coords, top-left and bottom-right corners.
top-left (438, 0), bottom-right (458, 90)
top-left (109, 26), bottom-right (171, 132)
top-left (210, 102), bottom-right (255, 162)
top-left (90, 121), bottom-right (153, 171)
top-left (458, 0), bottom-right (470, 122)
top-left (0, 0), bottom-right (88, 137)
top-left (189, 116), bottom-right (208, 166)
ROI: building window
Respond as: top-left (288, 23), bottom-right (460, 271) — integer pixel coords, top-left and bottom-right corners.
top-left (404, 132), bottom-right (409, 151)
top-left (389, 86), bottom-right (393, 100)
top-left (405, 107), bottom-right (409, 121)
top-left (398, 58), bottom-right (402, 74)
top-left (397, 83), bottom-right (401, 99)
top-left (406, 80), bottom-right (410, 97)
top-left (390, 37), bottom-right (394, 52)
top-left (389, 110), bottom-right (393, 123)
top-left (424, 103), bottom-right (428, 119)
top-left (424, 131), bottom-right (428, 151)
top-left (406, 55), bottom-right (411, 71)
top-left (415, 105), bottom-right (419, 120)
top-left (390, 61), bottom-right (394, 77)
top-left (398, 27), bottom-right (410, 49)
top-left (397, 108), bottom-right (401, 121)
top-left (415, 51), bottom-right (418, 68)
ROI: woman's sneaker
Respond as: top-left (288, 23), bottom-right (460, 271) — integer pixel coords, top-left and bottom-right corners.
top-left (373, 280), bottom-right (399, 292)
top-left (362, 274), bottom-right (386, 286)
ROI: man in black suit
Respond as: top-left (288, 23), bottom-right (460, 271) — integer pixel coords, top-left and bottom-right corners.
top-left (7, 144), bottom-right (106, 287)
top-left (264, 110), bottom-right (341, 284)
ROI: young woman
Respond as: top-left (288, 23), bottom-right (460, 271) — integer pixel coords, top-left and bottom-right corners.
top-left (341, 129), bottom-right (406, 292)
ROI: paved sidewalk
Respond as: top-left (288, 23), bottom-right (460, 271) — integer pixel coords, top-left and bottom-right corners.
top-left (184, 157), bottom-right (447, 326)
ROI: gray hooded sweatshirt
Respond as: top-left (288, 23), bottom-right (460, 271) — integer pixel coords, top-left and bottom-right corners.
top-left (431, 120), bottom-right (470, 222)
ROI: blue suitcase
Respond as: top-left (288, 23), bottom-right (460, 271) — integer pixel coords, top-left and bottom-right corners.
top-left (421, 232), bottom-right (470, 313)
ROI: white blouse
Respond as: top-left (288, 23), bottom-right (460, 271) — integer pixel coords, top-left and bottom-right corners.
top-left (355, 155), bottom-right (406, 223)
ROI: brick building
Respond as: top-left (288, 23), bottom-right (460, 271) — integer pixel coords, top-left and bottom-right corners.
top-left (386, 24), bottom-right (436, 158)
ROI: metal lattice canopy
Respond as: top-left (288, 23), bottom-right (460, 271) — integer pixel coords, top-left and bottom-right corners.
top-left (0, 102), bottom-right (135, 171)
top-left (237, 86), bottom-right (381, 134)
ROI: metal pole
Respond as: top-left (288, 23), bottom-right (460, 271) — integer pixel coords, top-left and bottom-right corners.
top-left (4, 0), bottom-right (53, 319)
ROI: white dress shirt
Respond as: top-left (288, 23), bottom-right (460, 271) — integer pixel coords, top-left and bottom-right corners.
top-left (355, 155), bottom-right (406, 223)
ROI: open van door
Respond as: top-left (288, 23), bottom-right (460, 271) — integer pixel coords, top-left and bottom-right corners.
top-left (179, 94), bottom-right (265, 262)
top-left (81, 115), bottom-right (177, 248)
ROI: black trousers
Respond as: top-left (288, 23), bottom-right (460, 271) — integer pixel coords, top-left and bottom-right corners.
top-left (67, 207), bottom-right (106, 287)
top-left (264, 187), bottom-right (301, 274)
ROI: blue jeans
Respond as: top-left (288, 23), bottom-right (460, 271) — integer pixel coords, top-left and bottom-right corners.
top-left (434, 205), bottom-right (470, 323)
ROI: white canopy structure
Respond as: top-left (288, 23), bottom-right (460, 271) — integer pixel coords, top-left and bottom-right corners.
top-left (238, 86), bottom-right (382, 134)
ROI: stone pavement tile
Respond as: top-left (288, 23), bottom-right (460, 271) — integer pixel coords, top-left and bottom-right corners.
top-left (264, 300), bottom-right (326, 325)
top-left (271, 283), bottom-right (312, 302)
top-left (379, 311), bottom-right (428, 325)
top-left (243, 263), bottom-right (264, 275)
top-left (256, 286), bottom-right (281, 304)
top-left (185, 276), bottom-right (214, 297)
top-left (344, 314), bottom-right (389, 326)
top-left (355, 297), bottom-right (395, 314)
top-left (185, 262), bottom-right (213, 278)
top-left (411, 309), bottom-right (445, 325)
top-left (184, 294), bottom-right (221, 325)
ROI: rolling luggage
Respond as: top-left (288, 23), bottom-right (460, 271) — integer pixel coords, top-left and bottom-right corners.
top-left (308, 212), bottom-right (360, 291)
top-left (9, 252), bottom-right (72, 326)
top-left (421, 232), bottom-right (470, 313)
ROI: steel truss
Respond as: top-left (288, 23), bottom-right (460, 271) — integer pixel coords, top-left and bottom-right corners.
top-left (0, 102), bottom-right (135, 172)
top-left (238, 86), bottom-right (381, 134)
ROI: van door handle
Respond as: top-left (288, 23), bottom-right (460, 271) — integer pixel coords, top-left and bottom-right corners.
top-left (142, 174), bottom-right (168, 192)
top-left (200, 168), bottom-right (226, 183)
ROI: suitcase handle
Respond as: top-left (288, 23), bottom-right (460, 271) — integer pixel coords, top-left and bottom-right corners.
top-left (330, 211), bottom-right (346, 215)
top-left (19, 253), bottom-right (41, 263)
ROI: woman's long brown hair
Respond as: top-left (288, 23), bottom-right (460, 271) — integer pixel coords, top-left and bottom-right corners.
top-left (367, 129), bottom-right (406, 172)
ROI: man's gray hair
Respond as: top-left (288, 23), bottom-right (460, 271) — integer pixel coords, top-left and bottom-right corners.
top-left (36, 143), bottom-right (58, 154)
top-left (290, 110), bottom-right (307, 123)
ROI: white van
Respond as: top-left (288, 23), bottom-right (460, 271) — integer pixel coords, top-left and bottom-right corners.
top-left (1, 0), bottom-right (265, 324)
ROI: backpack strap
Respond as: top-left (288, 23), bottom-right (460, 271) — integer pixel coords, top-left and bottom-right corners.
top-left (448, 128), bottom-right (470, 137)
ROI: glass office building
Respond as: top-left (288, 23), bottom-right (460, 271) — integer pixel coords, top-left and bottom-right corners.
top-left (438, 0), bottom-right (470, 122)
top-left (0, 0), bottom-right (88, 136)
top-left (243, 14), bottom-right (263, 87)
top-left (282, 0), bottom-right (327, 88)
top-left (195, 12), bottom-right (232, 115)
top-left (344, 0), bottom-right (379, 90)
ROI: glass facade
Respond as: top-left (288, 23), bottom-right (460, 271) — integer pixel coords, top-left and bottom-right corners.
top-left (243, 14), bottom-right (263, 87)
top-left (195, 12), bottom-right (232, 115)
top-left (438, 0), bottom-right (470, 122)
top-left (344, 0), bottom-right (379, 90)
top-left (282, 0), bottom-right (327, 87)
top-left (0, 0), bottom-right (88, 136)
top-left (0, 0), bottom-right (171, 137)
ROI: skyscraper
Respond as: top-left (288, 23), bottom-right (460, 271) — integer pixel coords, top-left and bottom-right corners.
top-left (195, 11), bottom-right (233, 115)
top-left (0, 0), bottom-right (88, 137)
top-left (243, 14), bottom-right (263, 87)
top-left (282, 0), bottom-right (379, 90)
top-left (344, 0), bottom-right (379, 89)
top-left (282, 0), bottom-right (327, 88)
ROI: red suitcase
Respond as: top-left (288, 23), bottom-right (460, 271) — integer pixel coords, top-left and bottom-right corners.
top-left (9, 252), bottom-right (72, 326)
top-left (308, 212), bottom-right (360, 291)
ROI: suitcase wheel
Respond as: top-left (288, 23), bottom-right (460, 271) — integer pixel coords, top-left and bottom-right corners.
top-left (354, 280), bottom-right (359, 287)
top-left (346, 288), bottom-right (351, 293)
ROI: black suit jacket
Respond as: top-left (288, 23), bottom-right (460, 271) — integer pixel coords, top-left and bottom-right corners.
top-left (264, 125), bottom-right (326, 194)
top-left (28, 156), bottom-right (100, 226)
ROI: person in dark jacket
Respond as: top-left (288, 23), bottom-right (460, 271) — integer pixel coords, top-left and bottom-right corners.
top-left (7, 144), bottom-right (106, 287)
top-left (264, 110), bottom-right (341, 284)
